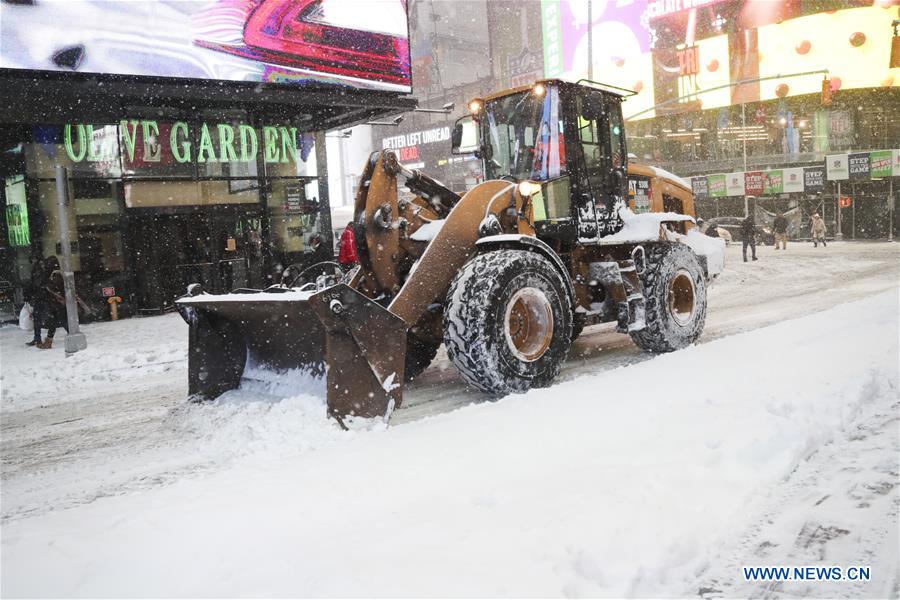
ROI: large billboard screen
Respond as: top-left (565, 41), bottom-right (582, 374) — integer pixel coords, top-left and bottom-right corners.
top-left (541, 0), bottom-right (899, 120)
top-left (0, 0), bottom-right (411, 93)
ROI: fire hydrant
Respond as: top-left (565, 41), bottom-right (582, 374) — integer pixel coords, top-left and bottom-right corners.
top-left (107, 296), bottom-right (122, 320)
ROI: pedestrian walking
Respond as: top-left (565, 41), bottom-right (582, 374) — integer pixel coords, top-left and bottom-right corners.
top-left (36, 256), bottom-right (68, 349)
top-left (338, 222), bottom-right (359, 270)
top-left (773, 212), bottom-right (788, 250)
top-left (741, 214), bottom-right (758, 262)
top-left (810, 213), bottom-right (827, 247)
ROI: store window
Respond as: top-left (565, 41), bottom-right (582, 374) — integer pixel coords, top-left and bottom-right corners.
top-left (266, 178), bottom-right (324, 268)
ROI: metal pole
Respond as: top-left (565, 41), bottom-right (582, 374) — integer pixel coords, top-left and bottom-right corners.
top-left (54, 166), bottom-right (87, 354)
top-left (851, 183), bottom-right (856, 239)
top-left (587, 0), bottom-right (593, 80)
top-left (890, 178), bottom-right (895, 242)
top-left (742, 103), bottom-right (748, 217)
top-left (836, 180), bottom-right (843, 240)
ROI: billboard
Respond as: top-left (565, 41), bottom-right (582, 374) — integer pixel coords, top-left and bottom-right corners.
top-left (0, 0), bottom-right (411, 93)
top-left (541, 1), bottom-right (899, 121)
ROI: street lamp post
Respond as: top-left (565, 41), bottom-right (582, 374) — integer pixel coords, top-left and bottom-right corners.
top-left (54, 166), bottom-right (87, 355)
top-left (836, 181), bottom-right (843, 240)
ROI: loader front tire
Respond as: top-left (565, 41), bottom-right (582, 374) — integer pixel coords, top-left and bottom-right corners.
top-left (630, 242), bottom-right (707, 353)
top-left (444, 250), bottom-right (572, 396)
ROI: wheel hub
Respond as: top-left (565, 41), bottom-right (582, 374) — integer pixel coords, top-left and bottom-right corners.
top-left (667, 270), bottom-right (696, 326)
top-left (504, 288), bottom-right (554, 362)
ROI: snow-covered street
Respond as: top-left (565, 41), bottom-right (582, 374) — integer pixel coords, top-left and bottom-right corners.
top-left (2, 241), bottom-right (898, 598)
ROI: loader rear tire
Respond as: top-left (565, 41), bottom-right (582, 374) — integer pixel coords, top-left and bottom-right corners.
top-left (444, 250), bottom-right (572, 396)
top-left (630, 242), bottom-right (707, 353)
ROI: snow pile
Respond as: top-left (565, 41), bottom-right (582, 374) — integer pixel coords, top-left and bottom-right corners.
top-left (409, 218), bottom-right (445, 241)
top-left (177, 288), bottom-right (314, 303)
top-left (601, 206), bottom-right (693, 244)
top-left (2, 291), bottom-right (897, 597)
top-left (0, 314), bottom-right (187, 412)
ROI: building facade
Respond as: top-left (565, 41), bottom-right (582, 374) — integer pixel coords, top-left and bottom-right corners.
top-left (0, 0), bottom-right (415, 320)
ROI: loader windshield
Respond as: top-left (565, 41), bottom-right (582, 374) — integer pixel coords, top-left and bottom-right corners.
top-left (483, 85), bottom-right (564, 182)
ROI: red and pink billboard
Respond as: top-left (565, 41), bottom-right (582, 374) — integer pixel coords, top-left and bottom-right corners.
top-left (0, 0), bottom-right (411, 93)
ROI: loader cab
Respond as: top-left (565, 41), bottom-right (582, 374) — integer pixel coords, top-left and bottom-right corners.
top-left (451, 80), bottom-right (631, 243)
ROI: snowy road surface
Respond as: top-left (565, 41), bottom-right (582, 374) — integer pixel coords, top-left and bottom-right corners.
top-left (1, 241), bottom-right (898, 597)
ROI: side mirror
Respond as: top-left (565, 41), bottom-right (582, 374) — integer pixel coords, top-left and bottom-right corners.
top-left (451, 115), bottom-right (480, 155)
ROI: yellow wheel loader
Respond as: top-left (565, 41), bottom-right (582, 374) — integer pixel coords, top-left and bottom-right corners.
top-left (177, 80), bottom-right (722, 426)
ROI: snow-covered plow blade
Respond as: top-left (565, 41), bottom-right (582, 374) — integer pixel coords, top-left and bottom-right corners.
top-left (176, 284), bottom-right (407, 423)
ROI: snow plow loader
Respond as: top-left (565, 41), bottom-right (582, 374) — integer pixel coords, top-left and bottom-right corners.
top-left (177, 79), bottom-right (724, 425)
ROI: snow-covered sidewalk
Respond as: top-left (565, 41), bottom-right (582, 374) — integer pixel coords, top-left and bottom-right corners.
top-left (2, 290), bottom-right (897, 598)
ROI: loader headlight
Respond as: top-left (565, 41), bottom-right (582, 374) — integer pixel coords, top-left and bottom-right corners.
top-left (468, 99), bottom-right (483, 114)
top-left (517, 181), bottom-right (542, 197)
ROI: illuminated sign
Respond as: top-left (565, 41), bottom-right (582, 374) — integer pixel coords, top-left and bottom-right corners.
top-left (646, 0), bottom-right (726, 20)
top-left (64, 121), bottom-right (309, 165)
top-left (677, 46), bottom-right (700, 77)
top-left (541, 2), bottom-right (899, 120)
top-left (382, 126), bottom-right (452, 151)
top-left (4, 175), bottom-right (30, 248)
top-left (0, 0), bottom-right (411, 93)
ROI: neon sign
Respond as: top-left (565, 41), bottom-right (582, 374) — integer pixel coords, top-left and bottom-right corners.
top-left (64, 121), bottom-right (306, 165)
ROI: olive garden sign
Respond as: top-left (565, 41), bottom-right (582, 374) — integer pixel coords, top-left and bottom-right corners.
top-left (64, 120), bottom-right (307, 165)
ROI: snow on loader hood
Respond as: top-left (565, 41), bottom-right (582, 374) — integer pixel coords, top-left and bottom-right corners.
top-left (602, 207), bottom-right (725, 277)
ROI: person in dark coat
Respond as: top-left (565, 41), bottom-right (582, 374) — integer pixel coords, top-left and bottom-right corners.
top-left (306, 233), bottom-right (332, 265)
top-left (36, 256), bottom-right (69, 349)
top-left (741, 215), bottom-right (758, 262)
top-left (773, 212), bottom-right (788, 250)
top-left (26, 256), bottom-right (48, 346)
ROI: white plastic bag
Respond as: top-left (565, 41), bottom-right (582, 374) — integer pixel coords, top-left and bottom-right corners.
top-left (18, 302), bottom-right (33, 331)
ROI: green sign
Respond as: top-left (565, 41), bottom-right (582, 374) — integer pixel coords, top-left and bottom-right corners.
top-left (763, 170), bottom-right (783, 195)
top-left (541, 0), bottom-right (564, 78)
top-left (707, 173), bottom-right (726, 198)
top-left (64, 120), bottom-right (305, 165)
top-left (870, 150), bottom-right (892, 178)
top-left (4, 176), bottom-right (30, 247)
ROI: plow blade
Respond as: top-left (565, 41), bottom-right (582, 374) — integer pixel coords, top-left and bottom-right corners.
top-left (177, 284), bottom-right (407, 423)
top-left (306, 284), bottom-right (407, 422)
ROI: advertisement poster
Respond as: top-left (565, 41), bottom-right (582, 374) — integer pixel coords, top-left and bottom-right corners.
top-left (763, 170), bottom-right (783, 195)
top-left (782, 167), bottom-right (804, 193)
top-left (869, 150), bottom-right (892, 178)
top-left (744, 171), bottom-right (765, 196)
top-left (804, 165), bottom-right (826, 192)
top-left (826, 154), bottom-right (849, 181)
top-left (0, 0), bottom-right (412, 92)
top-left (725, 172), bottom-right (745, 197)
top-left (849, 152), bottom-right (871, 181)
top-left (691, 176), bottom-right (708, 200)
top-left (707, 173), bottom-right (727, 198)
